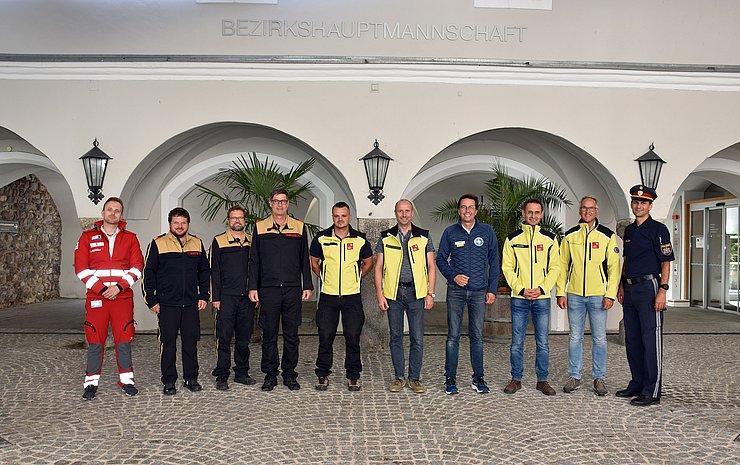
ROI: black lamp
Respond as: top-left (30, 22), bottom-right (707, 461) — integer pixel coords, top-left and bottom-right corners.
top-left (360, 139), bottom-right (393, 205)
top-left (635, 143), bottom-right (666, 190)
top-left (80, 138), bottom-right (112, 205)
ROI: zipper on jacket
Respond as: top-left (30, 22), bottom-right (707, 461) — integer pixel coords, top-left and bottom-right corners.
top-left (528, 226), bottom-right (535, 289)
top-left (339, 237), bottom-right (344, 296)
top-left (583, 226), bottom-right (590, 294)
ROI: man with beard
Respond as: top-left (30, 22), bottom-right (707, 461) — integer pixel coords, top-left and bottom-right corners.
top-left (75, 197), bottom-right (144, 400)
top-left (210, 205), bottom-right (256, 391)
top-left (143, 207), bottom-right (210, 395)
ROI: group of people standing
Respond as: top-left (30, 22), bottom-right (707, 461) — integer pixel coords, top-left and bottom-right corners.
top-left (74, 184), bottom-right (673, 408)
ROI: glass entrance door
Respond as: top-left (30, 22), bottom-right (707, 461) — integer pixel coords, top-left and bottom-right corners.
top-left (707, 208), bottom-right (724, 309)
top-left (725, 207), bottom-right (739, 312)
top-left (689, 210), bottom-right (704, 307)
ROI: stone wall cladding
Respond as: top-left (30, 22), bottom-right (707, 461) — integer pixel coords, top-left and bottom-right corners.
top-left (0, 175), bottom-right (63, 308)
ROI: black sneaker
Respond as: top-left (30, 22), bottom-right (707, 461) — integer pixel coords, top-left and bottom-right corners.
top-left (183, 380), bottom-right (203, 392)
top-left (261, 376), bottom-right (278, 391)
top-left (163, 383), bottom-right (176, 396)
top-left (284, 378), bottom-right (301, 391)
top-left (82, 385), bottom-right (97, 400)
top-left (316, 376), bottom-right (329, 391)
top-left (234, 374), bottom-right (256, 385)
top-left (347, 379), bottom-right (361, 392)
top-left (120, 383), bottom-right (138, 396)
top-left (216, 377), bottom-right (229, 391)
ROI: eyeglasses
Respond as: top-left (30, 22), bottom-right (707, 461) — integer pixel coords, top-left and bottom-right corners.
top-left (579, 206), bottom-right (598, 212)
top-left (459, 205), bottom-right (477, 211)
top-left (270, 199), bottom-right (289, 205)
top-left (228, 217), bottom-right (245, 221)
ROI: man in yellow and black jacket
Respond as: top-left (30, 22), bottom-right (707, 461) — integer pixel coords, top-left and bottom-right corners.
top-left (373, 199), bottom-right (436, 394)
top-left (556, 196), bottom-right (621, 397)
top-left (501, 199), bottom-right (560, 396)
top-left (248, 189), bottom-right (313, 392)
top-left (210, 205), bottom-right (256, 391)
top-left (143, 207), bottom-right (210, 396)
top-left (309, 202), bottom-right (373, 392)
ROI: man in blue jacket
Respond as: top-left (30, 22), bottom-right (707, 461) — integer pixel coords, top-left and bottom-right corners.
top-left (436, 194), bottom-right (499, 395)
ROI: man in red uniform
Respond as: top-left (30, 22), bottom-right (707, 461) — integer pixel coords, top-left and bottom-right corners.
top-left (74, 197), bottom-right (144, 400)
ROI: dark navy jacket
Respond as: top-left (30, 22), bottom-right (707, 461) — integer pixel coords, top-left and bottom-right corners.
top-left (436, 220), bottom-right (500, 293)
top-left (623, 215), bottom-right (675, 277)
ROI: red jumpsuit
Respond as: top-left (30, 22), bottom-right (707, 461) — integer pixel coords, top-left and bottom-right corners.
top-left (74, 220), bottom-right (144, 388)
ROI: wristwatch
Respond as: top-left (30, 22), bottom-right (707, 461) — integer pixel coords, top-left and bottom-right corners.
top-left (428, 292), bottom-right (436, 298)
top-left (659, 284), bottom-right (669, 291)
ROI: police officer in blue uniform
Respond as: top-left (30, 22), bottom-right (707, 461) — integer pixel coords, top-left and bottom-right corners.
top-left (616, 185), bottom-right (674, 406)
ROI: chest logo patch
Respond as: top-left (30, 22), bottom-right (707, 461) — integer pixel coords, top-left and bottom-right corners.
top-left (661, 244), bottom-right (673, 256)
top-left (454, 240), bottom-right (465, 248)
top-left (346, 243), bottom-right (354, 250)
top-left (591, 242), bottom-right (599, 249)
top-left (474, 237), bottom-right (484, 247)
top-left (411, 244), bottom-right (419, 252)
top-left (536, 244), bottom-right (544, 251)
top-left (92, 235), bottom-right (102, 240)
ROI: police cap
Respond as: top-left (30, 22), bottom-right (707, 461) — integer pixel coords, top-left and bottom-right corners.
top-left (629, 185), bottom-right (657, 202)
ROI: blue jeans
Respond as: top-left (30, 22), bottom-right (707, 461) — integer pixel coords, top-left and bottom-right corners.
top-left (510, 297), bottom-right (550, 381)
top-left (444, 285), bottom-right (486, 380)
top-left (567, 294), bottom-right (608, 380)
top-left (387, 286), bottom-right (425, 380)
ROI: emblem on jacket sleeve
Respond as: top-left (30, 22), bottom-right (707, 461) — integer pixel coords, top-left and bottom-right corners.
top-left (661, 244), bottom-right (673, 256)
top-left (474, 237), bottom-right (484, 247)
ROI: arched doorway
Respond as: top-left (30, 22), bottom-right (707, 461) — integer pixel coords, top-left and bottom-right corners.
top-left (120, 122), bottom-right (356, 329)
top-left (0, 127), bottom-right (82, 305)
top-left (406, 128), bottom-right (628, 331)
top-left (672, 142), bottom-right (740, 314)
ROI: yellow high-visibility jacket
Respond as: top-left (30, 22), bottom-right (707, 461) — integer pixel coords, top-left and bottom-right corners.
top-left (556, 219), bottom-right (621, 300)
top-left (502, 224), bottom-right (560, 300)
top-left (380, 224), bottom-right (431, 300)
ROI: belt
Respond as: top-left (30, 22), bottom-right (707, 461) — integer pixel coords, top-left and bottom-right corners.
top-left (623, 274), bottom-right (660, 285)
top-left (398, 282), bottom-right (415, 288)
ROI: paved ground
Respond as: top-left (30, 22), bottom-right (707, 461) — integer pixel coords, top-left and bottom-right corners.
top-left (0, 301), bottom-right (738, 464)
top-left (2, 298), bottom-right (740, 335)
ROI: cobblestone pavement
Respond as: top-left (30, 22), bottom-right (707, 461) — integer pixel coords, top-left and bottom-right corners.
top-left (0, 333), bottom-right (737, 464)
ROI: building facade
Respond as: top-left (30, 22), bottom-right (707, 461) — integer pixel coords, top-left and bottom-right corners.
top-left (1, 0), bottom-right (739, 329)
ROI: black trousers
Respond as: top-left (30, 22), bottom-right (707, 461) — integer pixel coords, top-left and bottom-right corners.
top-left (212, 294), bottom-right (255, 379)
top-left (315, 293), bottom-right (365, 380)
top-left (623, 279), bottom-right (664, 398)
top-left (158, 304), bottom-right (200, 384)
top-left (259, 286), bottom-right (302, 380)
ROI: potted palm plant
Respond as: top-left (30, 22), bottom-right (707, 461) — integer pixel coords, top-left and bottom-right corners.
top-left (432, 163), bottom-right (571, 342)
top-left (196, 152), bottom-right (317, 341)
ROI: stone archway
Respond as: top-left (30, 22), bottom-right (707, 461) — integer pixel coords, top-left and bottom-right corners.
top-left (0, 127), bottom-right (82, 306)
top-left (119, 122), bottom-right (357, 330)
top-left (406, 127), bottom-right (629, 332)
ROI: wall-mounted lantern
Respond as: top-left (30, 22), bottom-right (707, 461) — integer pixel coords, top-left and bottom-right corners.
top-left (360, 139), bottom-right (393, 205)
top-left (635, 143), bottom-right (666, 190)
top-left (79, 139), bottom-right (112, 205)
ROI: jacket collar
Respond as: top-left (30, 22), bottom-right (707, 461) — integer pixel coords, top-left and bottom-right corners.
top-left (387, 223), bottom-right (423, 238)
top-left (94, 220), bottom-right (127, 232)
top-left (320, 224), bottom-right (360, 239)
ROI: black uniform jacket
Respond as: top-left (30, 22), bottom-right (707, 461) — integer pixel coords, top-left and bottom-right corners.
top-left (143, 232), bottom-right (211, 308)
top-left (248, 215), bottom-right (313, 291)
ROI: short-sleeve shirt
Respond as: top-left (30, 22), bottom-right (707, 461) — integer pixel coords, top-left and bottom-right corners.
top-left (623, 216), bottom-right (675, 277)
